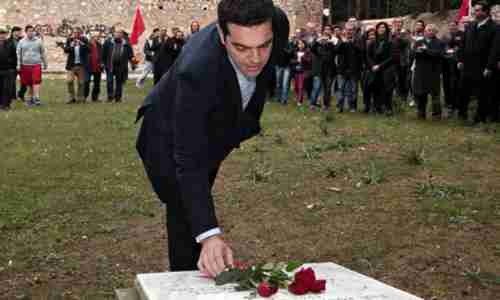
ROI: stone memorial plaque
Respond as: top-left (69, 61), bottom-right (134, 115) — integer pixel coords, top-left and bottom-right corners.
top-left (135, 262), bottom-right (422, 300)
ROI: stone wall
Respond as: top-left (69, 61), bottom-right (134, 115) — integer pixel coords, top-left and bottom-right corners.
top-left (0, 0), bottom-right (322, 72)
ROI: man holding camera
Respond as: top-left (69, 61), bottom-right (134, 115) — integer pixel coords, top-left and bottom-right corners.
top-left (64, 27), bottom-right (89, 104)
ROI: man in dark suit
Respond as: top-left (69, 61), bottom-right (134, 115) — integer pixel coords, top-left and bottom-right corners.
top-left (412, 24), bottom-right (445, 120)
top-left (457, 1), bottom-right (497, 123)
top-left (136, 0), bottom-right (289, 277)
top-left (102, 29), bottom-right (135, 102)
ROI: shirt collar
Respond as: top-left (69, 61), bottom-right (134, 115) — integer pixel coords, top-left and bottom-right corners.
top-left (478, 17), bottom-right (490, 27)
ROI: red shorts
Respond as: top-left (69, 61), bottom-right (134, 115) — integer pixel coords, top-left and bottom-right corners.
top-left (20, 65), bottom-right (42, 86)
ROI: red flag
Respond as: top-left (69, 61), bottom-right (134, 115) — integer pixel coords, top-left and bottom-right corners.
top-left (456, 0), bottom-right (471, 22)
top-left (130, 4), bottom-right (145, 45)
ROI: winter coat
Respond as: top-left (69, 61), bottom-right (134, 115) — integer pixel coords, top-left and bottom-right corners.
top-left (366, 38), bottom-right (395, 92)
top-left (102, 37), bottom-right (134, 81)
top-left (412, 37), bottom-right (444, 95)
top-left (457, 19), bottom-right (497, 80)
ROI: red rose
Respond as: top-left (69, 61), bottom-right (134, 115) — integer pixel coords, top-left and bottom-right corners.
top-left (288, 281), bottom-right (308, 295)
top-left (310, 279), bottom-right (326, 293)
top-left (257, 282), bottom-right (278, 298)
top-left (294, 268), bottom-right (316, 290)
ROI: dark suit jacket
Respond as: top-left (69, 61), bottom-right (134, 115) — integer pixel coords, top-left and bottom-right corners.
top-left (153, 37), bottom-right (185, 79)
top-left (412, 37), bottom-right (444, 95)
top-left (64, 37), bottom-right (89, 71)
top-left (102, 38), bottom-right (134, 80)
top-left (457, 19), bottom-right (498, 80)
top-left (136, 8), bottom-right (289, 238)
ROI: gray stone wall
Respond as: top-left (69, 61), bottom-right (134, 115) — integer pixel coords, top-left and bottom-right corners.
top-left (0, 0), bottom-right (322, 71)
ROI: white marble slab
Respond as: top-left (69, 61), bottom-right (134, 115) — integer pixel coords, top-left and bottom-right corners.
top-left (135, 262), bottom-right (423, 300)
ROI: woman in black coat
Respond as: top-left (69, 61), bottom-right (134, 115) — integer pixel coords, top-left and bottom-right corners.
top-left (366, 22), bottom-right (395, 114)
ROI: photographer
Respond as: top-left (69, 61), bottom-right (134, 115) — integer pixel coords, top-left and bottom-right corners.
top-left (64, 27), bottom-right (89, 104)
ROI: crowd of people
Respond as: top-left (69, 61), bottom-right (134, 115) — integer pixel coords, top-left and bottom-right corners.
top-left (1, 1), bottom-right (500, 125)
top-left (0, 21), bottom-right (200, 110)
top-left (271, 1), bottom-right (500, 123)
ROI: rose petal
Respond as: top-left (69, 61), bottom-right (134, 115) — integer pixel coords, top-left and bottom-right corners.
top-left (294, 267), bottom-right (316, 289)
top-left (288, 282), bottom-right (308, 295)
top-left (257, 282), bottom-right (278, 297)
top-left (310, 279), bottom-right (326, 293)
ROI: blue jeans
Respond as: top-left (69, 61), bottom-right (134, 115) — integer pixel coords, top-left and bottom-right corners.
top-left (309, 75), bottom-right (322, 106)
top-left (335, 75), bottom-right (358, 110)
top-left (275, 66), bottom-right (291, 104)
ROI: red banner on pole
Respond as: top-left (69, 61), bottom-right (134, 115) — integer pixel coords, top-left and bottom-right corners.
top-left (456, 0), bottom-right (471, 22)
top-left (130, 4), bottom-right (145, 45)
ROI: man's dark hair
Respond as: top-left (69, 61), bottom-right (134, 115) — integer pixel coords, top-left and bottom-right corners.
top-left (217, 0), bottom-right (275, 38)
top-left (416, 20), bottom-right (425, 27)
top-left (474, 0), bottom-right (491, 13)
top-left (25, 25), bottom-right (34, 32)
top-left (10, 26), bottom-right (21, 35)
top-left (152, 28), bottom-right (160, 33)
top-left (332, 25), bottom-right (342, 31)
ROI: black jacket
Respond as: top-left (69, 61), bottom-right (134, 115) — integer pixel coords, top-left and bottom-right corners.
top-left (153, 37), bottom-right (185, 77)
top-left (367, 38), bottom-right (395, 91)
top-left (136, 9), bottom-right (289, 238)
top-left (337, 40), bottom-right (363, 79)
top-left (0, 38), bottom-right (17, 70)
top-left (143, 39), bottom-right (155, 62)
top-left (276, 40), bottom-right (295, 67)
top-left (412, 37), bottom-right (444, 95)
top-left (311, 39), bottom-right (337, 77)
top-left (64, 37), bottom-right (89, 71)
top-left (102, 38), bottom-right (134, 79)
top-left (457, 19), bottom-right (498, 80)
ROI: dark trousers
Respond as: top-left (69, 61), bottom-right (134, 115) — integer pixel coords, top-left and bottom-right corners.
top-left (0, 70), bottom-right (16, 108)
top-left (18, 83), bottom-right (27, 99)
top-left (373, 77), bottom-right (393, 113)
top-left (153, 66), bottom-right (168, 85)
top-left (106, 71), bottom-right (124, 101)
top-left (415, 91), bottom-right (441, 119)
top-left (146, 166), bottom-right (220, 271)
top-left (491, 72), bottom-right (500, 122)
top-left (459, 77), bottom-right (493, 122)
top-left (321, 72), bottom-right (334, 108)
top-left (362, 75), bottom-right (374, 112)
top-left (442, 61), bottom-right (459, 110)
top-left (84, 72), bottom-right (101, 101)
top-left (395, 65), bottom-right (409, 101)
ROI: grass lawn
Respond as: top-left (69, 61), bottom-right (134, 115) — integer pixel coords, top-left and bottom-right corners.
top-left (1, 79), bottom-right (499, 300)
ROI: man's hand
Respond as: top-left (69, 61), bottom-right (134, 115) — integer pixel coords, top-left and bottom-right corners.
top-left (457, 62), bottom-right (464, 70)
top-left (372, 65), bottom-right (380, 72)
top-left (197, 235), bottom-right (234, 278)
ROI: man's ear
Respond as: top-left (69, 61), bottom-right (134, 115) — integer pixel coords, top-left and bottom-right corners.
top-left (216, 24), bottom-right (226, 46)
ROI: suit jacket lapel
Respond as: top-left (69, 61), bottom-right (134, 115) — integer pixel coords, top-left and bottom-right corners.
top-left (221, 53), bottom-right (243, 120)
